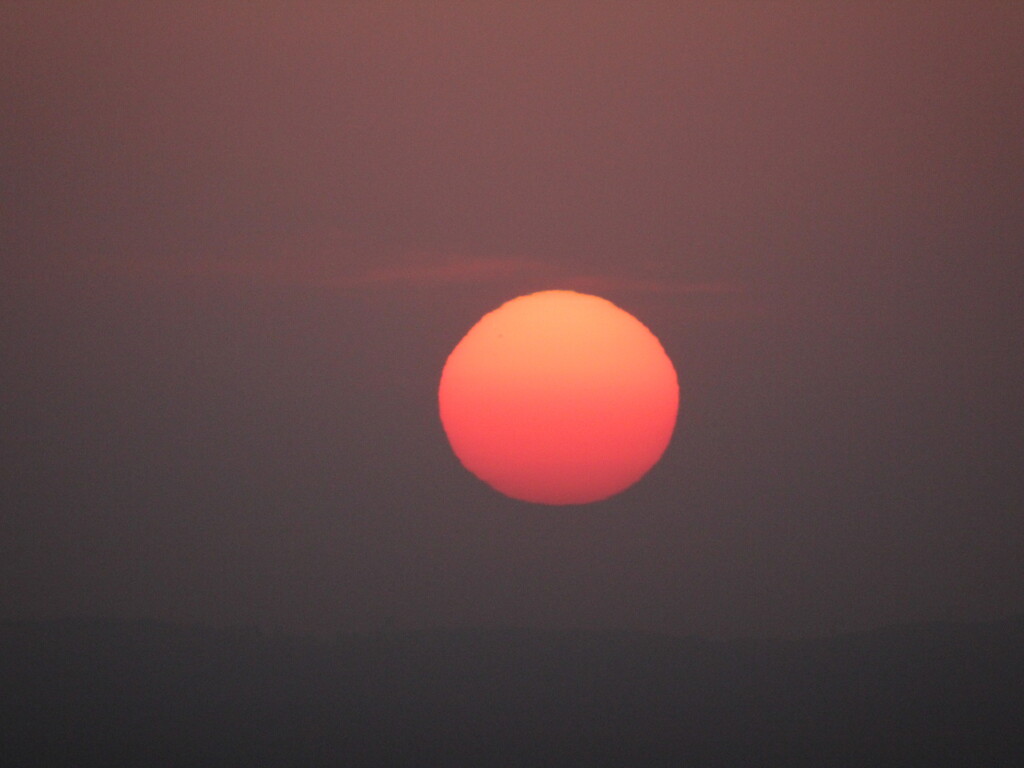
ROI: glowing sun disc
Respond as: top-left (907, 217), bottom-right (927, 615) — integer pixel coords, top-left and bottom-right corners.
top-left (439, 290), bottom-right (679, 505)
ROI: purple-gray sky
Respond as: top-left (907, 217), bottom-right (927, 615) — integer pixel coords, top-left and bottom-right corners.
top-left (2, 1), bottom-right (1022, 638)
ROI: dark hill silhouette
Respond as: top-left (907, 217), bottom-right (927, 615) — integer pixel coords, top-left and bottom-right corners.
top-left (1, 616), bottom-right (1021, 766)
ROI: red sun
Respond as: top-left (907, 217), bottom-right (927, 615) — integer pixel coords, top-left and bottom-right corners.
top-left (439, 290), bottom-right (679, 505)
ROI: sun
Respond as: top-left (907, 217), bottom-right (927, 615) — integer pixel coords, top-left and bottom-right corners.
top-left (439, 290), bottom-right (679, 505)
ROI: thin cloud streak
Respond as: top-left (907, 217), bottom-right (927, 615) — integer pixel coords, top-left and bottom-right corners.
top-left (349, 257), bottom-right (538, 287)
top-left (102, 254), bottom-right (745, 299)
top-left (568, 274), bottom-right (741, 297)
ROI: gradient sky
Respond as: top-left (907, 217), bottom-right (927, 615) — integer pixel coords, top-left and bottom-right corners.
top-left (2, 1), bottom-right (1022, 639)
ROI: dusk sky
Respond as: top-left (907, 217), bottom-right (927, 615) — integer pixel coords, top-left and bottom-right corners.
top-left (3, 2), bottom-right (1022, 639)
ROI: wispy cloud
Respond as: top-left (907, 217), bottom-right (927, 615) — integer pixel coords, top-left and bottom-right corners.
top-left (567, 274), bottom-right (741, 297)
top-left (345, 257), bottom-right (538, 287)
top-left (341, 259), bottom-right (744, 298)
top-left (104, 252), bottom-right (744, 299)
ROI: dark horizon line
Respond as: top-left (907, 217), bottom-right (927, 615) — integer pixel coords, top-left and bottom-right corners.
top-left (4, 611), bottom-right (1023, 646)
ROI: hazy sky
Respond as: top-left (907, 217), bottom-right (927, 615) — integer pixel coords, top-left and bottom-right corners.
top-left (3, 1), bottom-right (1022, 638)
